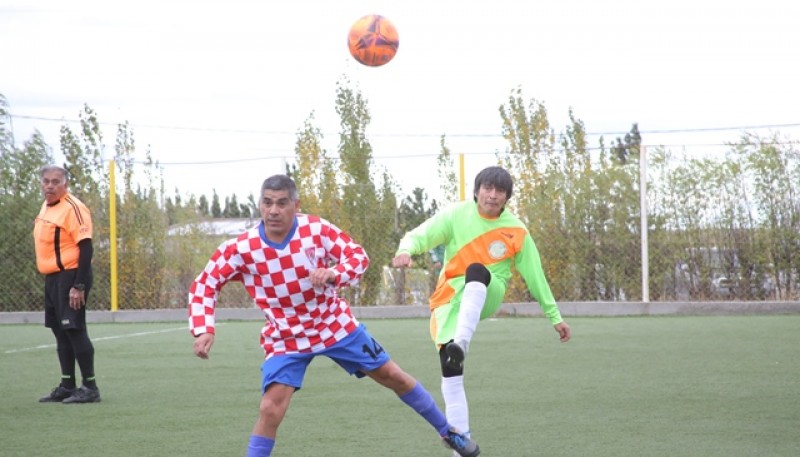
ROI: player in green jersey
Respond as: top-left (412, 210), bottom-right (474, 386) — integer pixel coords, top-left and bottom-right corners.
top-left (392, 166), bottom-right (571, 450)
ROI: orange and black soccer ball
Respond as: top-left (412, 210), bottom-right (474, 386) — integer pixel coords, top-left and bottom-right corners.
top-left (347, 14), bottom-right (399, 67)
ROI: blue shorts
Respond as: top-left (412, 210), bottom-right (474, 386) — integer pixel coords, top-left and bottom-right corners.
top-left (260, 324), bottom-right (390, 392)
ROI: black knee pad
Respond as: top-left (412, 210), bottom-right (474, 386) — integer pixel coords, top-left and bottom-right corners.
top-left (465, 263), bottom-right (491, 286)
top-left (439, 344), bottom-right (464, 377)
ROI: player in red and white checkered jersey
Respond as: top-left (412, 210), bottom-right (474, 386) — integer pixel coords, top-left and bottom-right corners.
top-left (188, 175), bottom-right (480, 457)
top-left (188, 206), bottom-right (368, 356)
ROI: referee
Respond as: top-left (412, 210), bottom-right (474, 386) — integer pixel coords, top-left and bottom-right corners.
top-left (34, 165), bottom-right (100, 404)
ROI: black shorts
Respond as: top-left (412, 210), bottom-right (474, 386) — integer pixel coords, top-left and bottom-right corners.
top-left (44, 269), bottom-right (92, 330)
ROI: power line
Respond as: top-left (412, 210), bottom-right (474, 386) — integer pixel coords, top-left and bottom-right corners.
top-left (9, 114), bottom-right (291, 136)
top-left (641, 124), bottom-right (800, 134)
top-left (10, 113), bottom-right (800, 138)
top-left (158, 156), bottom-right (289, 166)
top-left (147, 141), bottom-right (800, 167)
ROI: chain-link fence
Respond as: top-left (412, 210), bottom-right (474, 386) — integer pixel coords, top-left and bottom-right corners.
top-left (3, 136), bottom-right (800, 313)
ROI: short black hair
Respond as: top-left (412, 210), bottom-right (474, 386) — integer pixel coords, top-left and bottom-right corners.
top-left (473, 166), bottom-right (513, 201)
top-left (260, 174), bottom-right (299, 200)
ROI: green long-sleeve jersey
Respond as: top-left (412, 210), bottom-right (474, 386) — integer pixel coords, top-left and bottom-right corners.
top-left (396, 200), bottom-right (563, 325)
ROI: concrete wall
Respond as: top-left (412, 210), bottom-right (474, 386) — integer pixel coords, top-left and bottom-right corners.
top-left (3, 301), bottom-right (799, 325)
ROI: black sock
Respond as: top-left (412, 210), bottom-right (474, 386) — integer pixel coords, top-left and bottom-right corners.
top-left (82, 376), bottom-right (98, 390)
top-left (61, 375), bottom-right (76, 389)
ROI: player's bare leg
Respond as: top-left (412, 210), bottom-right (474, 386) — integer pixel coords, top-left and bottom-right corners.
top-left (247, 383), bottom-right (294, 457)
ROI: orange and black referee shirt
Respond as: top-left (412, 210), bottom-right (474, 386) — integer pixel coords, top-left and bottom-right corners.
top-left (33, 192), bottom-right (93, 275)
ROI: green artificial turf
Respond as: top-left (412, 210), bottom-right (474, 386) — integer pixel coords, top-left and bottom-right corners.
top-left (1, 315), bottom-right (798, 456)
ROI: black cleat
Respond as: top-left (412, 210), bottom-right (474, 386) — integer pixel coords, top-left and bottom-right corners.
top-left (39, 385), bottom-right (76, 403)
top-left (442, 428), bottom-right (480, 457)
top-left (62, 386), bottom-right (101, 404)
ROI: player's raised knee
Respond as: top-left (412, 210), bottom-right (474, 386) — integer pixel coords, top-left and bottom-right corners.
top-left (465, 263), bottom-right (490, 286)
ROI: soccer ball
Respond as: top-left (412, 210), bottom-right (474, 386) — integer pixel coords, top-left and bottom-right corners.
top-left (347, 14), bottom-right (399, 67)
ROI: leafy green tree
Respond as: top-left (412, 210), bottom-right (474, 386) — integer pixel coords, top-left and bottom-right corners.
top-left (646, 146), bottom-right (688, 300)
top-left (165, 192), bottom-right (204, 226)
top-left (210, 190), bottom-right (222, 217)
top-left (223, 194), bottom-right (242, 217)
top-left (498, 88), bottom-right (643, 301)
top-left (498, 88), bottom-right (558, 301)
top-left (395, 187), bottom-right (439, 267)
top-left (397, 188), bottom-right (437, 235)
top-left (594, 125), bottom-right (641, 300)
top-left (611, 123), bottom-right (641, 164)
top-left (647, 147), bottom-right (747, 300)
top-left (554, 110), bottom-right (596, 300)
top-left (197, 194), bottom-right (210, 216)
top-left (4, 89), bottom-right (798, 308)
top-left (164, 191), bottom-right (183, 225)
top-left (243, 193), bottom-right (258, 218)
top-left (394, 187), bottom-right (441, 303)
top-left (0, 94), bottom-right (14, 158)
top-left (732, 132), bottom-right (798, 298)
top-left (318, 157), bottom-right (341, 220)
top-left (109, 121), bottom-right (169, 309)
top-left (436, 135), bottom-right (458, 204)
top-left (0, 125), bottom-right (53, 311)
top-left (288, 114), bottom-right (343, 222)
top-left (293, 113), bottom-right (327, 216)
top-left (60, 104), bottom-right (108, 200)
top-left (334, 76), bottom-right (397, 305)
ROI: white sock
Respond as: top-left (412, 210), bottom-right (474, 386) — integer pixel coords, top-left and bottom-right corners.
top-left (453, 282), bottom-right (487, 349)
top-left (441, 375), bottom-right (469, 435)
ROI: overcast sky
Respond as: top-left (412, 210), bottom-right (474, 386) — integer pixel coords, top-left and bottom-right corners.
top-left (2, 0), bottom-right (799, 202)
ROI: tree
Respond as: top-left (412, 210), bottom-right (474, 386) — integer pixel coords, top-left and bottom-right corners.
top-left (498, 87), bottom-right (643, 301)
top-left (197, 194), bottom-right (210, 216)
top-left (436, 135), bottom-right (459, 204)
top-left (334, 76), bottom-right (398, 305)
top-left (732, 132), bottom-right (798, 299)
top-left (497, 88), bottom-right (558, 301)
top-left (593, 124), bottom-right (641, 300)
top-left (293, 113), bottom-right (326, 216)
top-left (243, 193), bottom-right (258, 219)
top-left (394, 187), bottom-right (440, 302)
top-left (60, 104), bottom-right (108, 200)
top-left (611, 123), bottom-right (641, 164)
top-left (0, 124), bottom-right (53, 311)
top-left (110, 121), bottom-right (170, 310)
top-left (210, 190), bottom-right (222, 217)
top-left (0, 94), bottom-right (14, 158)
top-left (397, 187), bottom-right (437, 234)
top-left (223, 194), bottom-right (242, 218)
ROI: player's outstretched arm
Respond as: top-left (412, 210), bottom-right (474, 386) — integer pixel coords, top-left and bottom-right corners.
top-left (193, 333), bottom-right (215, 359)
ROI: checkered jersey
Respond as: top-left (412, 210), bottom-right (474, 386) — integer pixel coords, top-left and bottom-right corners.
top-left (188, 214), bottom-right (369, 359)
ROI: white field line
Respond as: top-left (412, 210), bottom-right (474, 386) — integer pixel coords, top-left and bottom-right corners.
top-left (3, 325), bottom-right (196, 354)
